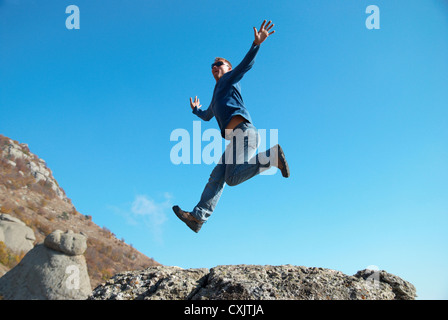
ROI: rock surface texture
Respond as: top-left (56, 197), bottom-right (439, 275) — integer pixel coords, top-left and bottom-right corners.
top-left (89, 264), bottom-right (416, 300)
top-left (0, 230), bottom-right (91, 300)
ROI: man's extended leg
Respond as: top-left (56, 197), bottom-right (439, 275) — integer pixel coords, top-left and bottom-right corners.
top-left (191, 161), bottom-right (226, 222)
top-left (172, 148), bottom-right (226, 233)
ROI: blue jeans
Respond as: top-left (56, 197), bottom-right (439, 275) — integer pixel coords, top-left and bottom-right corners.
top-left (191, 122), bottom-right (273, 222)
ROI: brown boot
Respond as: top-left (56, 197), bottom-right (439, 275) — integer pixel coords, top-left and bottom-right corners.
top-left (172, 206), bottom-right (204, 233)
top-left (274, 144), bottom-right (290, 178)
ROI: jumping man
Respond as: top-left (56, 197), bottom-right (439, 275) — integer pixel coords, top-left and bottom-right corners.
top-left (173, 20), bottom-right (290, 233)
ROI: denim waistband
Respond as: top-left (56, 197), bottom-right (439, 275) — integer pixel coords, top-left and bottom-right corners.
top-left (224, 121), bottom-right (257, 139)
top-left (233, 120), bottom-right (249, 131)
top-left (234, 120), bottom-right (257, 131)
top-left (226, 121), bottom-right (256, 138)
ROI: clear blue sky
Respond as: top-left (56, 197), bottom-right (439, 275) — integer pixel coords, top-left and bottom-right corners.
top-left (1, 0), bottom-right (447, 300)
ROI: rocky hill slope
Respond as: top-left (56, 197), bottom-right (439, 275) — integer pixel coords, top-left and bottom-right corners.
top-left (0, 134), bottom-right (160, 288)
top-left (89, 264), bottom-right (416, 300)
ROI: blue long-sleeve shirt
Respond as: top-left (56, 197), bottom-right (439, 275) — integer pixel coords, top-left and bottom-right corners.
top-left (192, 43), bottom-right (260, 138)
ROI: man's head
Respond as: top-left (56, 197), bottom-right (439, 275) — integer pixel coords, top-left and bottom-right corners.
top-left (211, 57), bottom-right (232, 81)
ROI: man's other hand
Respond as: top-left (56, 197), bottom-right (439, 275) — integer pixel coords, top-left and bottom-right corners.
top-left (190, 96), bottom-right (202, 110)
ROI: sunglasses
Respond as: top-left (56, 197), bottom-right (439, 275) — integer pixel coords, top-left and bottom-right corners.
top-left (211, 61), bottom-right (226, 69)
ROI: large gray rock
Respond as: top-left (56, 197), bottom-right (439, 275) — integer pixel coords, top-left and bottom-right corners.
top-left (0, 214), bottom-right (35, 253)
top-left (89, 264), bottom-right (416, 300)
top-left (44, 229), bottom-right (87, 256)
top-left (0, 230), bottom-right (91, 300)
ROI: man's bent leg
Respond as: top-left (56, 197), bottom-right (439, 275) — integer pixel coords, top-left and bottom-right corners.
top-left (224, 123), bottom-right (271, 186)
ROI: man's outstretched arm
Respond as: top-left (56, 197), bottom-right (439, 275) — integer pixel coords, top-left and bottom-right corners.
top-left (228, 19), bottom-right (276, 84)
top-left (190, 96), bottom-right (214, 121)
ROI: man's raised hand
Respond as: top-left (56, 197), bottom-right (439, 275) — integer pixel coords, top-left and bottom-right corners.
top-left (253, 20), bottom-right (275, 45)
top-left (190, 96), bottom-right (202, 110)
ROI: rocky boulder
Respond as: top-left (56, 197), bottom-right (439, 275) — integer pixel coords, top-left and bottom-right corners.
top-left (44, 229), bottom-right (87, 256)
top-left (0, 213), bottom-right (35, 254)
top-left (89, 264), bottom-right (416, 300)
top-left (0, 230), bottom-right (91, 300)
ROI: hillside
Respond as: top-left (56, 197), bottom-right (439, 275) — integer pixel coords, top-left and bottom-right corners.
top-left (0, 134), bottom-right (160, 288)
